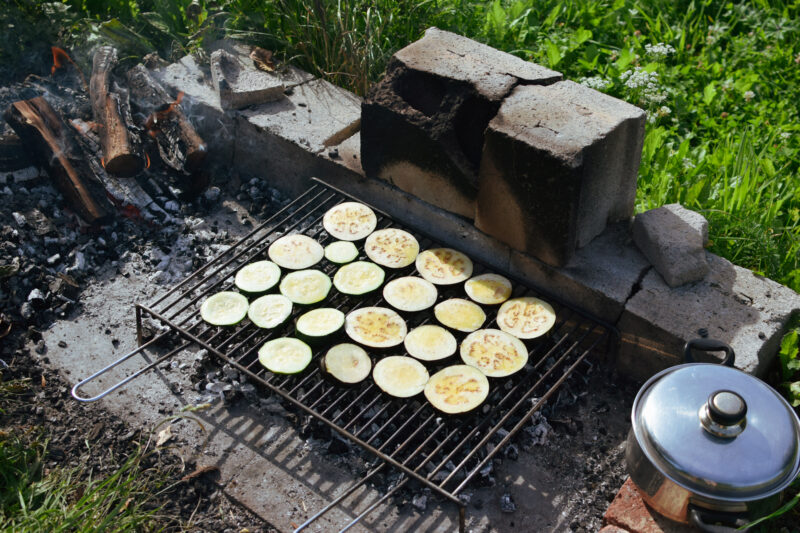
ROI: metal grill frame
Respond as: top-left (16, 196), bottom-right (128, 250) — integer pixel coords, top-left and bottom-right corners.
top-left (73, 178), bottom-right (619, 532)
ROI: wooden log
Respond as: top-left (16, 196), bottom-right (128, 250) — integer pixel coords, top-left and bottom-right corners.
top-left (126, 64), bottom-right (207, 173)
top-left (4, 97), bottom-right (112, 224)
top-left (90, 46), bottom-right (143, 177)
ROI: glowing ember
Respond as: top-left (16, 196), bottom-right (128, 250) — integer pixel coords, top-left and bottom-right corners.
top-left (50, 46), bottom-right (87, 90)
top-left (145, 153), bottom-right (151, 169)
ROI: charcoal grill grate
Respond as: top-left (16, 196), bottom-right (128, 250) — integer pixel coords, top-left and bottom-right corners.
top-left (73, 178), bottom-right (618, 532)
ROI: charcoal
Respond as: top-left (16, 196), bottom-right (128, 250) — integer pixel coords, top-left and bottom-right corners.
top-left (500, 492), bottom-right (516, 513)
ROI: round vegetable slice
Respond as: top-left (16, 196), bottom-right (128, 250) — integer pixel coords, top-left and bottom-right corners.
top-left (382, 276), bottom-right (438, 312)
top-left (322, 343), bottom-right (372, 384)
top-left (364, 228), bottom-right (419, 269)
top-left (434, 298), bottom-right (486, 332)
top-left (268, 234), bottom-right (324, 270)
top-left (460, 329), bottom-right (528, 377)
top-left (279, 269), bottom-right (331, 304)
top-left (373, 356), bottom-right (429, 398)
top-left (425, 365), bottom-right (490, 414)
top-left (200, 291), bottom-right (248, 326)
top-left (234, 260), bottom-right (281, 293)
top-left (333, 261), bottom-right (385, 295)
top-left (296, 307), bottom-right (345, 343)
top-left (258, 337), bottom-right (312, 374)
top-left (324, 241), bottom-right (359, 264)
top-left (464, 273), bottom-right (513, 305)
top-left (323, 202), bottom-right (377, 241)
top-left (415, 248), bottom-right (473, 285)
top-left (345, 306), bottom-right (407, 348)
top-left (496, 297), bottom-right (556, 339)
top-left (247, 294), bottom-right (293, 329)
top-left (404, 325), bottom-right (457, 362)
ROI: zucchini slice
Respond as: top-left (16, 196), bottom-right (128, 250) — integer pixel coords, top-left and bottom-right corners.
top-left (323, 202), bottom-right (377, 241)
top-left (415, 248), bottom-right (473, 285)
top-left (382, 276), bottom-right (438, 312)
top-left (324, 241), bottom-right (359, 264)
top-left (464, 273), bottom-right (513, 305)
top-left (404, 325), bottom-right (457, 362)
top-left (268, 234), bottom-right (324, 270)
top-left (279, 269), bottom-right (332, 305)
top-left (322, 343), bottom-right (372, 384)
top-left (425, 365), bottom-right (490, 414)
top-left (296, 307), bottom-right (345, 343)
top-left (234, 260), bottom-right (281, 293)
top-left (434, 298), bottom-right (486, 332)
top-left (333, 261), bottom-right (385, 295)
top-left (247, 294), bottom-right (293, 329)
top-left (200, 291), bottom-right (249, 326)
top-left (496, 297), bottom-right (556, 339)
top-left (364, 228), bottom-right (419, 269)
top-left (258, 337), bottom-right (313, 374)
top-left (345, 306), bottom-right (407, 348)
top-left (373, 356), bottom-right (429, 398)
top-left (460, 329), bottom-right (528, 378)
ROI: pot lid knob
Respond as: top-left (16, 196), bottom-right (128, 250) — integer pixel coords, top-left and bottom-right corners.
top-left (700, 390), bottom-right (747, 438)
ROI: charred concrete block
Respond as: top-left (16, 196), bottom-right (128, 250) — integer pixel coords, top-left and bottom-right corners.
top-left (475, 81), bottom-right (646, 266)
top-left (361, 27), bottom-right (561, 218)
top-left (632, 203), bottom-right (709, 287)
top-left (209, 49), bottom-right (284, 110)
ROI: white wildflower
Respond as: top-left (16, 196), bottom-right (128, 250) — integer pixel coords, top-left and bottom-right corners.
top-left (644, 43), bottom-right (676, 59)
top-left (779, 132), bottom-right (790, 140)
top-left (579, 76), bottom-right (611, 91)
top-left (609, 50), bottom-right (619, 61)
top-left (628, 8), bottom-right (638, 16)
top-left (743, 90), bottom-right (755, 101)
top-left (682, 158), bottom-right (696, 170)
top-left (620, 67), bottom-right (667, 103)
top-left (657, 106), bottom-right (671, 117)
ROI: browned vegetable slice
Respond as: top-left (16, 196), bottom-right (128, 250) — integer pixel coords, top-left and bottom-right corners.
top-left (496, 297), bottom-right (556, 339)
top-left (424, 365), bottom-right (489, 414)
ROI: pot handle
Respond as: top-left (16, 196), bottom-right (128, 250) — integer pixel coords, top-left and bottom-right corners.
top-left (684, 338), bottom-right (735, 367)
top-left (689, 507), bottom-right (750, 533)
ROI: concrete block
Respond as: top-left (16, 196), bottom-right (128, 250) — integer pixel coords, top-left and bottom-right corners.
top-left (361, 27), bottom-right (561, 218)
top-left (209, 49), bottom-right (284, 110)
top-left (476, 81), bottom-right (645, 266)
top-left (632, 204), bottom-right (709, 287)
top-left (617, 253), bottom-right (800, 380)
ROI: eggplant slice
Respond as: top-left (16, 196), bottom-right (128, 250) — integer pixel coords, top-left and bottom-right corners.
top-left (296, 307), bottom-right (345, 343)
top-left (333, 261), bottom-right (385, 295)
top-left (404, 325), bottom-right (457, 362)
top-left (425, 365), bottom-right (490, 414)
top-left (373, 356), bottom-right (429, 398)
top-left (258, 337), bottom-right (313, 374)
top-left (279, 269), bottom-right (332, 304)
top-left (200, 291), bottom-right (249, 326)
top-left (268, 234), bottom-right (324, 270)
top-left (247, 294), bottom-right (293, 329)
top-left (324, 240), bottom-right (359, 264)
top-left (234, 260), bottom-right (281, 293)
top-left (464, 273), bottom-right (513, 305)
top-left (497, 297), bottom-right (556, 339)
top-left (345, 306), bottom-right (407, 348)
top-left (415, 248), bottom-right (473, 285)
top-left (434, 298), bottom-right (486, 332)
top-left (460, 328), bottom-right (528, 378)
top-left (382, 276), bottom-right (438, 312)
top-left (364, 228), bottom-right (419, 269)
top-left (323, 202), bottom-right (377, 241)
top-left (322, 343), bottom-right (372, 384)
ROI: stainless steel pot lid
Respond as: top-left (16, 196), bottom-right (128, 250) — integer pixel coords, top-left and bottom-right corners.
top-left (632, 363), bottom-right (800, 500)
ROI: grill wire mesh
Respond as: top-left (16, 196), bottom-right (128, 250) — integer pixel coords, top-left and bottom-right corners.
top-left (133, 179), bottom-right (617, 532)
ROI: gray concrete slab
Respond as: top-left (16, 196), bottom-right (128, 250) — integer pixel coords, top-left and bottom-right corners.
top-left (210, 49), bottom-right (284, 110)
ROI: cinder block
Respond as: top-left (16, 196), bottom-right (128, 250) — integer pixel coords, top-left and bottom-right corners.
top-left (632, 204), bottom-right (709, 287)
top-left (209, 49), bottom-right (284, 110)
top-left (476, 81), bottom-right (645, 266)
top-left (361, 27), bottom-right (561, 218)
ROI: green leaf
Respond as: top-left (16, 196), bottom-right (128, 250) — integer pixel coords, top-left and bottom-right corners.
top-left (544, 40), bottom-right (562, 67)
top-left (615, 47), bottom-right (634, 69)
top-left (98, 18), bottom-right (155, 56)
top-left (703, 82), bottom-right (717, 106)
top-left (789, 381), bottom-right (800, 407)
top-left (573, 28), bottom-right (592, 45)
top-left (778, 329), bottom-right (799, 380)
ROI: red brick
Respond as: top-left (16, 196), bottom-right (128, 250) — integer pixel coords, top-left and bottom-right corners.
top-left (603, 478), bottom-right (695, 533)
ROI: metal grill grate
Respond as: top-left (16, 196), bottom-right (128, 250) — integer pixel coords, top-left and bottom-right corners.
top-left (73, 178), bottom-right (618, 532)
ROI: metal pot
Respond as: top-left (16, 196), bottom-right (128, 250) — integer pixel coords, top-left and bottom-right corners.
top-left (625, 338), bottom-right (800, 532)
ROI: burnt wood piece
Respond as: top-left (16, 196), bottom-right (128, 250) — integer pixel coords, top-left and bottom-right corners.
top-left (90, 46), bottom-right (143, 177)
top-left (4, 97), bottom-right (112, 223)
top-left (126, 64), bottom-right (207, 173)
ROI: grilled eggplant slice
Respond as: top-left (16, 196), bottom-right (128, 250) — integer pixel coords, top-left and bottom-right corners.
top-left (268, 234), bottom-right (324, 270)
top-left (382, 276), bottom-right (438, 312)
top-left (279, 269), bottom-right (332, 304)
top-left (496, 297), bottom-right (556, 339)
top-left (373, 356), bottom-right (429, 398)
top-left (234, 260), bottom-right (281, 294)
top-left (258, 337), bottom-right (313, 374)
top-left (345, 306), bottom-right (407, 348)
top-left (434, 298), bottom-right (486, 332)
top-left (364, 228), bottom-right (419, 269)
top-left (464, 273), bottom-right (512, 305)
top-left (323, 202), bottom-right (377, 241)
top-left (404, 325), bottom-right (457, 362)
top-left (200, 291), bottom-right (248, 326)
top-left (460, 329), bottom-right (528, 377)
top-left (321, 343), bottom-right (372, 384)
top-left (247, 294), bottom-right (293, 329)
top-left (324, 241), bottom-right (359, 264)
top-left (333, 261), bottom-right (385, 295)
top-left (424, 365), bottom-right (490, 414)
top-left (415, 248), bottom-right (473, 285)
top-left (296, 307), bottom-right (345, 344)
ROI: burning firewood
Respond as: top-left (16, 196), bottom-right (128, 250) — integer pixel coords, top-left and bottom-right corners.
top-left (90, 46), bottom-right (144, 177)
top-left (4, 97), bottom-right (112, 224)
